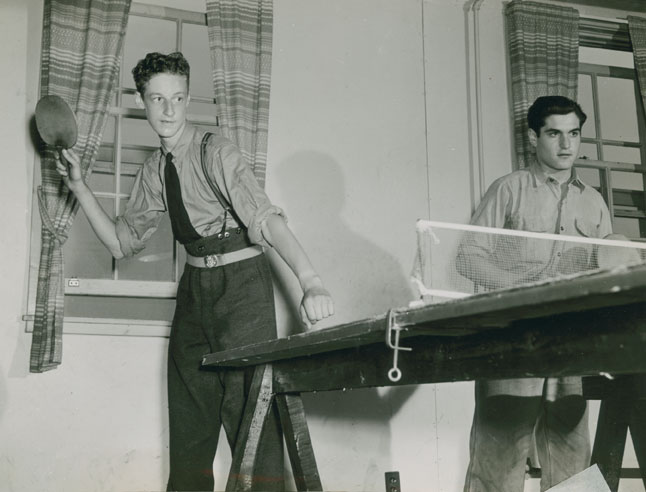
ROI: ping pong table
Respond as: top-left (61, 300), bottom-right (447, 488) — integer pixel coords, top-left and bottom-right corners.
top-left (202, 262), bottom-right (646, 491)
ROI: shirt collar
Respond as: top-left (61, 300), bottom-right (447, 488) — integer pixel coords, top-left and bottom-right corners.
top-left (160, 122), bottom-right (196, 165)
top-left (528, 159), bottom-right (585, 191)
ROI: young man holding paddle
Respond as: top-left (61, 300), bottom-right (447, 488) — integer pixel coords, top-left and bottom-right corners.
top-left (56, 51), bottom-right (334, 491)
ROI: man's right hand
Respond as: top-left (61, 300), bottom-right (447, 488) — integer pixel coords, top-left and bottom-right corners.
top-left (56, 148), bottom-right (85, 192)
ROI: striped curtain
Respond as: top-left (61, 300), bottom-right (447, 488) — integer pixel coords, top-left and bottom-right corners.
top-left (628, 16), bottom-right (646, 112)
top-left (505, 0), bottom-right (580, 168)
top-left (31, 0), bottom-right (130, 372)
top-left (206, 0), bottom-right (273, 187)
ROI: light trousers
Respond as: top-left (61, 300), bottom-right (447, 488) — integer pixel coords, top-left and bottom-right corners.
top-left (464, 381), bottom-right (590, 492)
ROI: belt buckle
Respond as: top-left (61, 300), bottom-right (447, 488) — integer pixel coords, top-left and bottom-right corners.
top-left (204, 254), bottom-right (218, 268)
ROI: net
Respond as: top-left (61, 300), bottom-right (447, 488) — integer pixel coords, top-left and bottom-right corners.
top-left (411, 219), bottom-right (646, 304)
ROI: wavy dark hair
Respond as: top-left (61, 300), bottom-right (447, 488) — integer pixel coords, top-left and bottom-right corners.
top-left (132, 52), bottom-right (190, 95)
top-left (527, 95), bottom-right (587, 134)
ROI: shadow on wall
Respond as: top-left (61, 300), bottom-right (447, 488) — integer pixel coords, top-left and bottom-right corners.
top-left (268, 150), bottom-right (416, 334)
top-left (267, 151), bottom-right (419, 484)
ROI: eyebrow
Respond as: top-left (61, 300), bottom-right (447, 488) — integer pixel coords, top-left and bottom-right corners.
top-left (543, 126), bottom-right (581, 133)
top-left (147, 90), bottom-right (187, 96)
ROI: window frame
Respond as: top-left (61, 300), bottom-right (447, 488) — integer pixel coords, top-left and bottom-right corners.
top-left (574, 17), bottom-right (646, 241)
top-left (24, 2), bottom-right (217, 337)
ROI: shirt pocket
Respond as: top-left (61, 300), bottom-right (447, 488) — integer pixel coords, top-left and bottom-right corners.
top-left (574, 217), bottom-right (601, 238)
top-left (501, 214), bottom-right (554, 268)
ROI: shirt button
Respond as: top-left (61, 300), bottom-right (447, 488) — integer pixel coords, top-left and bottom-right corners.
top-left (557, 252), bottom-right (562, 257)
top-left (560, 226), bottom-right (565, 231)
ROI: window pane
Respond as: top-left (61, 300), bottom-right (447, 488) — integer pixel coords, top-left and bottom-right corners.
top-left (121, 16), bottom-right (177, 89)
top-left (121, 147), bottom-right (156, 167)
top-left (188, 102), bottom-right (218, 117)
top-left (579, 142), bottom-right (598, 161)
top-left (122, 117), bottom-right (160, 148)
top-left (182, 23), bottom-right (213, 99)
top-left (89, 169), bottom-right (116, 194)
top-left (121, 93), bottom-right (139, 109)
top-left (612, 217), bottom-right (643, 239)
top-left (598, 77), bottom-right (640, 142)
top-left (575, 166), bottom-right (600, 188)
top-left (612, 170), bottom-right (644, 192)
top-left (102, 116), bottom-right (116, 145)
top-left (580, 47), bottom-right (634, 68)
top-left (603, 145), bottom-right (642, 165)
top-left (64, 198), bottom-right (115, 279)
top-left (578, 74), bottom-right (596, 139)
top-left (65, 295), bottom-right (176, 321)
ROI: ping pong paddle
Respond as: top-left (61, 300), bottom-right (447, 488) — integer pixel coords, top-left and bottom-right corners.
top-left (35, 95), bottom-right (78, 150)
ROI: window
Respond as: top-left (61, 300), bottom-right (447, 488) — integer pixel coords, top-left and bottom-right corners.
top-left (575, 20), bottom-right (646, 241)
top-left (25, 3), bottom-right (217, 336)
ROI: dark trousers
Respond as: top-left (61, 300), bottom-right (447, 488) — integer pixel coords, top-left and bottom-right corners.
top-left (167, 234), bottom-right (284, 491)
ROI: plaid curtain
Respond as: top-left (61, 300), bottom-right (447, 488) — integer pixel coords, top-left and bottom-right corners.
top-left (505, 0), bottom-right (580, 168)
top-left (629, 16), bottom-right (646, 113)
top-left (206, 0), bottom-right (273, 187)
top-left (31, 0), bottom-right (130, 372)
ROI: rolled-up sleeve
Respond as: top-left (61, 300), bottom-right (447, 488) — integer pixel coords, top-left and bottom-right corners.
top-left (208, 137), bottom-right (285, 247)
top-left (115, 154), bottom-right (167, 257)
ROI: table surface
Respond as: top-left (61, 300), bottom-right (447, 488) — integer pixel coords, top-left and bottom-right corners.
top-left (203, 263), bottom-right (646, 394)
top-left (204, 263), bottom-right (646, 491)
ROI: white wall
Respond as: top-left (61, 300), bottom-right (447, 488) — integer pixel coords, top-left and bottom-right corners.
top-left (0, 1), bottom-right (172, 491)
top-left (1, 0), bottom-right (642, 491)
top-left (0, 0), bottom-right (495, 491)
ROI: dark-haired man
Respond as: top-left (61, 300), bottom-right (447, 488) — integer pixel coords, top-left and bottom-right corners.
top-left (459, 96), bottom-right (612, 491)
top-left (56, 52), bottom-right (334, 491)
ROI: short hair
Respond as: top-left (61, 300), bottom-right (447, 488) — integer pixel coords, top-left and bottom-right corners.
top-left (131, 52), bottom-right (190, 96)
top-left (527, 95), bottom-right (587, 134)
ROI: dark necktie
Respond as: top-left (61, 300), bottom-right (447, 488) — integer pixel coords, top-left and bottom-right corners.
top-left (164, 152), bottom-right (200, 244)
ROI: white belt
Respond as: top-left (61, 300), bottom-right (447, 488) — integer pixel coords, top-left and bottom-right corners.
top-left (186, 245), bottom-right (263, 268)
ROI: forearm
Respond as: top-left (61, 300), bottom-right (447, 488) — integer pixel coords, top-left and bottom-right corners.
top-left (59, 148), bottom-right (125, 258)
top-left (72, 182), bottom-right (125, 259)
top-left (456, 246), bottom-right (524, 290)
top-left (262, 213), bottom-right (334, 326)
top-left (261, 214), bottom-right (322, 291)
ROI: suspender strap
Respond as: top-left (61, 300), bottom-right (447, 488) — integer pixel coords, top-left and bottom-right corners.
top-left (200, 132), bottom-right (244, 229)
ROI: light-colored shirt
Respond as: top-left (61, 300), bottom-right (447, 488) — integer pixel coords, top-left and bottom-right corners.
top-left (115, 123), bottom-right (283, 256)
top-left (457, 161), bottom-right (613, 289)
top-left (458, 160), bottom-right (614, 399)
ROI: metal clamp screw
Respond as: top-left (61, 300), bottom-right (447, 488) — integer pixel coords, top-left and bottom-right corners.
top-left (385, 309), bottom-right (412, 382)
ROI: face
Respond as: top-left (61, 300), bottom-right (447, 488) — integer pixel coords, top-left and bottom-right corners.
top-left (135, 73), bottom-right (189, 148)
top-left (529, 112), bottom-right (581, 175)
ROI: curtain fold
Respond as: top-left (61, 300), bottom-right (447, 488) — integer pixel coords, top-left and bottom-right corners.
top-left (505, 0), bottom-right (580, 168)
top-left (31, 0), bottom-right (130, 372)
top-left (628, 16), bottom-right (646, 113)
top-left (206, 0), bottom-right (273, 187)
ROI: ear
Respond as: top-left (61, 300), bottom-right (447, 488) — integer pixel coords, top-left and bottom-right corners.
top-left (135, 92), bottom-right (144, 109)
top-left (528, 128), bottom-right (538, 148)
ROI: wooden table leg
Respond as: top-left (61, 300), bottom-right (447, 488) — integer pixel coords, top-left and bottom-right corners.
top-left (591, 396), bottom-right (629, 492)
top-left (227, 364), bottom-right (274, 491)
top-left (628, 399), bottom-right (646, 488)
top-left (275, 393), bottom-right (323, 491)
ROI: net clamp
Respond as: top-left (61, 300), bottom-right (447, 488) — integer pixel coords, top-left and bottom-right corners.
top-left (385, 309), bottom-right (412, 382)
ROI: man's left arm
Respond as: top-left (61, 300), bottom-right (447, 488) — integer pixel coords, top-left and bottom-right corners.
top-left (262, 214), bottom-right (335, 328)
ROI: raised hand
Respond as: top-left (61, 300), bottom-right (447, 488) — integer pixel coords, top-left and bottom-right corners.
top-left (55, 148), bottom-right (84, 191)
